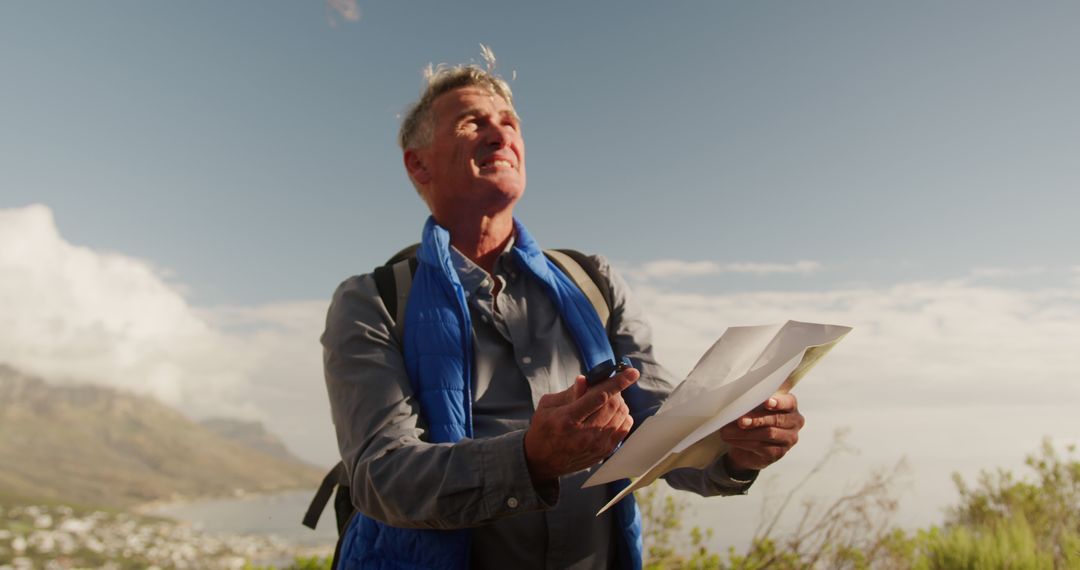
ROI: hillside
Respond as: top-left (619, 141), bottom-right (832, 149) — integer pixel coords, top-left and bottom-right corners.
top-left (199, 417), bottom-right (304, 464)
top-left (0, 364), bottom-right (322, 509)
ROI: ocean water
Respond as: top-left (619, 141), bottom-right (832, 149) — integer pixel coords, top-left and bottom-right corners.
top-left (147, 489), bottom-right (339, 548)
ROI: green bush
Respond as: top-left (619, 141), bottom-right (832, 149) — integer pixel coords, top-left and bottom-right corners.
top-left (637, 436), bottom-right (1080, 569)
top-left (244, 555), bottom-right (332, 570)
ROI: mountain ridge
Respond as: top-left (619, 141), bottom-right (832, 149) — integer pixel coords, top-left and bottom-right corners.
top-left (0, 364), bottom-right (322, 509)
top-left (199, 417), bottom-right (310, 466)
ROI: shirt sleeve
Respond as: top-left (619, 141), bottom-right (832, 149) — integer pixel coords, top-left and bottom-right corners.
top-left (591, 255), bottom-right (756, 496)
top-left (321, 275), bottom-right (558, 530)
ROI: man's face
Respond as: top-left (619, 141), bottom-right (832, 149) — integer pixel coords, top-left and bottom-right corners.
top-left (409, 86), bottom-right (526, 219)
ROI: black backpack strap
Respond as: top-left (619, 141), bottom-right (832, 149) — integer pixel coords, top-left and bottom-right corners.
top-left (544, 249), bottom-right (612, 331)
top-left (373, 244), bottom-right (419, 318)
top-left (303, 461), bottom-right (345, 530)
top-left (330, 507), bottom-right (358, 570)
top-left (386, 243), bottom-right (420, 266)
top-left (374, 258), bottom-right (417, 343)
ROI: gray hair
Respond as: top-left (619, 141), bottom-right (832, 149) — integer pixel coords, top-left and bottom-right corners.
top-left (398, 45), bottom-right (515, 150)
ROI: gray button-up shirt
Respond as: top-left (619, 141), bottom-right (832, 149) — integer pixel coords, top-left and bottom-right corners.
top-left (322, 246), bottom-right (753, 569)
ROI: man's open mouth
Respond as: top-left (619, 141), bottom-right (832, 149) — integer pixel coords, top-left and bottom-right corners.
top-left (480, 158), bottom-right (515, 170)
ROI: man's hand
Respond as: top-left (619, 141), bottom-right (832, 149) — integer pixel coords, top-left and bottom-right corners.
top-left (524, 368), bottom-right (639, 483)
top-left (719, 392), bottom-right (804, 473)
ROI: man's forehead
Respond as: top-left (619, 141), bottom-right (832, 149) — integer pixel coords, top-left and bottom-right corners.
top-left (433, 86), bottom-right (516, 117)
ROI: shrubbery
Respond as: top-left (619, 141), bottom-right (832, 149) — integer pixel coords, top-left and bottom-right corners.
top-left (245, 555), bottom-right (333, 570)
top-left (640, 435), bottom-right (1080, 569)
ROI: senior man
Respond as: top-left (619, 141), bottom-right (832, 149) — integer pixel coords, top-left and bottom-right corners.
top-left (321, 56), bottom-right (803, 570)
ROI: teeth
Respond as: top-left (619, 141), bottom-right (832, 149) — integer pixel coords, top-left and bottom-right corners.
top-left (487, 160), bottom-right (513, 169)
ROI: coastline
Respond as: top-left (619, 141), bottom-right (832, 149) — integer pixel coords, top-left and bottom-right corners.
top-left (131, 485), bottom-right (320, 516)
top-left (137, 488), bottom-right (338, 548)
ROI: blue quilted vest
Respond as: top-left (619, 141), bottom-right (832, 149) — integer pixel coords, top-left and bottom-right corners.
top-left (338, 218), bottom-right (644, 569)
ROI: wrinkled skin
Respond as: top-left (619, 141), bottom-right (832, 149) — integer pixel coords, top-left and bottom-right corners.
top-left (720, 392), bottom-right (804, 474)
top-left (524, 369), bottom-right (638, 482)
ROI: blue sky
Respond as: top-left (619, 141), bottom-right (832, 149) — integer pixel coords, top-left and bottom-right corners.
top-left (5, 1), bottom-right (1079, 304)
top-left (3, 0), bottom-right (1080, 550)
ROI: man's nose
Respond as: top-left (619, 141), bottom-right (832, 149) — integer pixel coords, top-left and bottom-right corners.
top-left (483, 123), bottom-right (514, 147)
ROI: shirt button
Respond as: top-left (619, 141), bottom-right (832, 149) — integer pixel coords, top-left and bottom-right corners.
top-left (480, 279), bottom-right (490, 288)
top-left (480, 315), bottom-right (490, 324)
top-left (521, 356), bottom-right (532, 365)
top-left (506, 497), bottom-right (519, 509)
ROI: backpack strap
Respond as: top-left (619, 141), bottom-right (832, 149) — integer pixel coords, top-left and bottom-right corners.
top-left (374, 258), bottom-right (417, 343)
top-left (373, 242), bottom-right (420, 337)
top-left (373, 247), bottom-right (419, 324)
top-left (303, 461), bottom-right (345, 530)
top-left (543, 249), bottom-right (611, 331)
top-left (387, 243), bottom-right (420, 266)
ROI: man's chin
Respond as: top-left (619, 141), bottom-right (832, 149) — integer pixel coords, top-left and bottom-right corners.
top-left (471, 187), bottom-right (524, 217)
top-left (477, 180), bottom-right (524, 203)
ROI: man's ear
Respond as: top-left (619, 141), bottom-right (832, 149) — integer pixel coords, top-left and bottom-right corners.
top-left (404, 149), bottom-right (431, 185)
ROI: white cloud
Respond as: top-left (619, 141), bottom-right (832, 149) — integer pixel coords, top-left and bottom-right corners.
top-left (632, 259), bottom-right (822, 280)
top-left (620, 268), bottom-right (1080, 547)
top-left (1, 205), bottom-right (239, 411)
top-left (326, 0), bottom-right (360, 24)
top-left (968, 265), bottom-right (1047, 280)
top-left (631, 279), bottom-right (1080, 408)
top-left (0, 205), bottom-right (337, 464)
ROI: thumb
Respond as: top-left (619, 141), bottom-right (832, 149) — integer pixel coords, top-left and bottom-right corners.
top-left (573, 375), bottom-right (588, 399)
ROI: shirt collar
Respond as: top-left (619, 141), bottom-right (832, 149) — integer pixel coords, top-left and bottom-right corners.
top-left (449, 236), bottom-right (516, 296)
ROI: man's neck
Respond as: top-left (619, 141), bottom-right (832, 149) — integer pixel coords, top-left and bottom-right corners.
top-left (440, 211), bottom-right (514, 274)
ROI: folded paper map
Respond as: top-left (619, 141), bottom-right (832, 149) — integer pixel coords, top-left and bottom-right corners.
top-left (583, 320), bottom-right (852, 515)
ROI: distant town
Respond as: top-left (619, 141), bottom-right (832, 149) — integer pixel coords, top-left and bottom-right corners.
top-left (0, 502), bottom-right (328, 569)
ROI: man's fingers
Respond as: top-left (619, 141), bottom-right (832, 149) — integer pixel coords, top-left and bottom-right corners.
top-left (742, 392), bottom-right (798, 416)
top-left (566, 367), bottom-right (640, 419)
top-left (731, 392), bottom-right (802, 429)
top-left (721, 423), bottom-right (800, 447)
top-left (584, 392), bottom-right (625, 428)
top-left (765, 392), bottom-right (798, 412)
top-left (608, 415), bottom-right (634, 449)
top-left (602, 366), bottom-right (639, 392)
top-left (572, 375), bottom-right (588, 399)
top-left (716, 392), bottom-right (805, 472)
top-left (736, 409), bottom-right (805, 430)
top-left (724, 427), bottom-right (799, 446)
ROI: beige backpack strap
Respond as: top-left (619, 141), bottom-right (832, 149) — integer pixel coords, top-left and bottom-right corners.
top-left (544, 249), bottom-right (610, 329)
top-left (390, 258), bottom-right (413, 343)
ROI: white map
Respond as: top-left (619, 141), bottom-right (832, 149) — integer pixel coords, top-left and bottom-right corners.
top-left (583, 320), bottom-right (852, 515)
